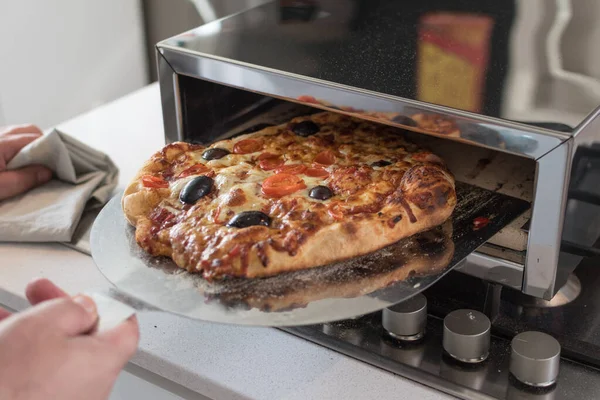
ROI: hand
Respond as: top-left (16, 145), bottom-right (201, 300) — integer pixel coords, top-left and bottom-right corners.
top-left (0, 279), bottom-right (139, 400)
top-left (0, 125), bottom-right (53, 201)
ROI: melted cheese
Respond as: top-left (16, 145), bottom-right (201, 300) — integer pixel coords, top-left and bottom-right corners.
top-left (227, 182), bottom-right (268, 213)
top-left (212, 165), bottom-right (270, 215)
top-left (214, 170), bottom-right (238, 193)
top-left (169, 176), bottom-right (195, 193)
top-left (162, 111), bottom-right (441, 231)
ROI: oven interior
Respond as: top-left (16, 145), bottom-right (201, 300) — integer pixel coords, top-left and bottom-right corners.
top-left (177, 74), bottom-right (536, 270)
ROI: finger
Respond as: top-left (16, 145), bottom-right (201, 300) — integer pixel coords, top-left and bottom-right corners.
top-left (0, 124), bottom-right (43, 137)
top-left (97, 316), bottom-right (140, 360)
top-left (26, 278), bottom-right (69, 305)
top-left (22, 296), bottom-right (98, 336)
top-left (0, 133), bottom-right (43, 166)
top-left (0, 307), bottom-right (12, 322)
top-left (0, 165), bottom-right (52, 201)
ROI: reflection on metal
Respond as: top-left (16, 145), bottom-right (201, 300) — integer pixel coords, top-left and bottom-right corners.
top-left (157, 46), bottom-right (565, 159)
top-left (503, 275), bottom-right (581, 308)
top-left (524, 141), bottom-right (571, 299)
top-left (457, 252), bottom-right (524, 290)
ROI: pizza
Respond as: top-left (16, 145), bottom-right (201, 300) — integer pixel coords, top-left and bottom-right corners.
top-left (411, 113), bottom-right (460, 137)
top-left (122, 111), bottom-right (457, 280)
top-left (296, 95), bottom-right (461, 137)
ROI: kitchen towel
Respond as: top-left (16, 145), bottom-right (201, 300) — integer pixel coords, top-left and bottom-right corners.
top-left (0, 129), bottom-right (118, 248)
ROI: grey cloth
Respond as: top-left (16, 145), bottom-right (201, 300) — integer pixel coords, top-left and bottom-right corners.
top-left (0, 129), bottom-right (118, 245)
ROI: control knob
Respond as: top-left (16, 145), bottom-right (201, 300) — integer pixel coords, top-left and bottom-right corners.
top-left (382, 293), bottom-right (427, 341)
top-left (443, 309), bottom-right (491, 363)
top-left (509, 331), bottom-right (561, 387)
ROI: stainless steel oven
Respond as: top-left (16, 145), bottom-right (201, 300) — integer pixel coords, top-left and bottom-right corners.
top-left (153, 1), bottom-right (600, 398)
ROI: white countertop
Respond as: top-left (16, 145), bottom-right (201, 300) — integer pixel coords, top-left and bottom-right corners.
top-left (0, 84), bottom-right (451, 400)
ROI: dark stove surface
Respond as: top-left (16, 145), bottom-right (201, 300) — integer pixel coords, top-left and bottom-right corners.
top-left (282, 259), bottom-right (600, 399)
top-left (496, 259), bottom-right (600, 370)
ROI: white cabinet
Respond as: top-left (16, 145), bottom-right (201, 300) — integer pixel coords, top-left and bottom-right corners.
top-left (0, 0), bottom-right (148, 129)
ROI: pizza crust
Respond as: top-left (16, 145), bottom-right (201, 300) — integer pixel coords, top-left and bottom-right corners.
top-left (210, 222), bottom-right (454, 312)
top-left (228, 198), bottom-right (453, 279)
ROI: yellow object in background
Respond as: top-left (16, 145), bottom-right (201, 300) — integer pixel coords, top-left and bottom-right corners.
top-left (417, 13), bottom-right (494, 113)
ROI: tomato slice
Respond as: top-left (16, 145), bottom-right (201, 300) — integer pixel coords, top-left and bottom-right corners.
top-left (314, 150), bottom-right (336, 165)
top-left (327, 203), bottom-right (345, 220)
top-left (305, 166), bottom-right (330, 178)
top-left (178, 164), bottom-right (209, 178)
top-left (275, 164), bottom-right (307, 175)
top-left (233, 139), bottom-right (263, 154)
top-left (473, 216), bottom-right (490, 230)
top-left (228, 244), bottom-right (242, 257)
top-left (213, 206), bottom-right (222, 224)
top-left (262, 173), bottom-right (307, 198)
top-left (142, 175), bottom-right (169, 189)
top-left (259, 157), bottom-right (284, 171)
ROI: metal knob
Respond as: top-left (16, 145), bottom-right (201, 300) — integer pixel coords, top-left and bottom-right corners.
top-left (510, 331), bottom-right (561, 387)
top-left (443, 309), bottom-right (491, 363)
top-left (382, 294), bottom-right (427, 341)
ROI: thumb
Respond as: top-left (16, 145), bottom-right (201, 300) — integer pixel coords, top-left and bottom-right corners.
top-left (0, 165), bottom-right (52, 201)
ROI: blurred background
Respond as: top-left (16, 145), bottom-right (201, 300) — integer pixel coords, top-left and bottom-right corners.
top-left (1, 0), bottom-right (599, 129)
top-left (0, 0), bottom-right (266, 129)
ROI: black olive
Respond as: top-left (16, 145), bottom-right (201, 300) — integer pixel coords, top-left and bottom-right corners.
top-left (371, 160), bottom-right (392, 167)
top-left (391, 115), bottom-right (418, 127)
top-left (179, 176), bottom-right (213, 204)
top-left (227, 211), bottom-right (271, 228)
top-left (292, 121), bottom-right (320, 137)
top-left (202, 148), bottom-right (230, 160)
top-left (309, 185), bottom-right (333, 201)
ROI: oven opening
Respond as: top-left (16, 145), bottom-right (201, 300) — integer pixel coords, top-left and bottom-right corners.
top-left (406, 132), bottom-right (535, 266)
top-left (177, 76), bottom-right (535, 267)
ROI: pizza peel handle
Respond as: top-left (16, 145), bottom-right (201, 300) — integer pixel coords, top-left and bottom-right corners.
top-left (85, 291), bottom-right (137, 333)
top-left (83, 288), bottom-right (162, 332)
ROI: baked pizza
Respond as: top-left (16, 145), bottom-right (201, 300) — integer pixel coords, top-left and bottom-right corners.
top-left (295, 95), bottom-right (461, 137)
top-left (411, 113), bottom-right (460, 137)
top-left (122, 111), bottom-right (456, 280)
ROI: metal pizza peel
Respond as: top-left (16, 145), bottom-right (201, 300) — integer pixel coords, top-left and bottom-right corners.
top-left (88, 182), bottom-right (529, 328)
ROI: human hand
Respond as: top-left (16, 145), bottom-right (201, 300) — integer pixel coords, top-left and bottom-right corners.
top-left (0, 279), bottom-right (139, 400)
top-left (0, 125), bottom-right (53, 201)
